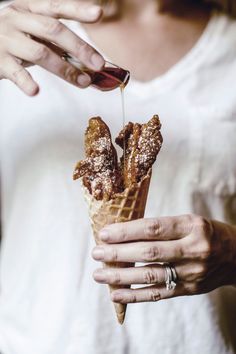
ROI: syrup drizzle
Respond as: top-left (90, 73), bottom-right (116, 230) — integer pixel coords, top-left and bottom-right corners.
top-left (120, 84), bottom-right (126, 176)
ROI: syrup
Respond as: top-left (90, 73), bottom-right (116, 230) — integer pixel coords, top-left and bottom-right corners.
top-left (84, 66), bottom-right (130, 91)
top-left (120, 84), bottom-right (127, 175)
top-left (62, 53), bottom-right (130, 92)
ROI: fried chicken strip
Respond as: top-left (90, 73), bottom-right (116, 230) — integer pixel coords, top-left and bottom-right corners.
top-left (115, 115), bottom-right (163, 188)
top-left (74, 115), bottom-right (163, 200)
top-left (73, 117), bottom-right (122, 201)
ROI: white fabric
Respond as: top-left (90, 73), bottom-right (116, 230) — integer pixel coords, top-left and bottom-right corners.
top-left (0, 10), bottom-right (236, 354)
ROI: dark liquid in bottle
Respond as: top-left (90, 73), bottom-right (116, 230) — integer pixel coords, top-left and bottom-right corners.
top-left (84, 67), bottom-right (130, 91)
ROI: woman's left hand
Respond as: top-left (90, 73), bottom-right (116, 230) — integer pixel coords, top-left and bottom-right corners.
top-left (92, 215), bottom-right (236, 304)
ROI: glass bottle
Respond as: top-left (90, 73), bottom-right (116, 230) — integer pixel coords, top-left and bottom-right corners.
top-left (63, 53), bottom-right (130, 91)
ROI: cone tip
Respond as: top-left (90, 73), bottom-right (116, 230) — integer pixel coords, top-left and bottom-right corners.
top-left (117, 313), bottom-right (125, 325)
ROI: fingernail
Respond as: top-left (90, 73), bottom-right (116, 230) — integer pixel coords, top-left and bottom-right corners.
top-left (77, 73), bottom-right (91, 87)
top-left (92, 247), bottom-right (104, 260)
top-left (112, 292), bottom-right (123, 302)
top-left (88, 5), bottom-right (101, 16)
top-left (93, 270), bottom-right (106, 282)
top-left (91, 53), bottom-right (105, 70)
top-left (99, 228), bottom-right (109, 242)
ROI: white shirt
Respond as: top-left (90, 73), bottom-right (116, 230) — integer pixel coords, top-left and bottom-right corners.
top-left (0, 10), bottom-right (236, 354)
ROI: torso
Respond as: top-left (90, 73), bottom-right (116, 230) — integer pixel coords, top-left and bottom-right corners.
top-left (83, 4), bottom-right (210, 81)
top-left (0, 8), bottom-right (236, 354)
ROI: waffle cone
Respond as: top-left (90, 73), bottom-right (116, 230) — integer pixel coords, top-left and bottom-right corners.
top-left (83, 169), bottom-right (152, 324)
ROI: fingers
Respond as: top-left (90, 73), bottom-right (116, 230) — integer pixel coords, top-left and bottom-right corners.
top-left (93, 262), bottom-right (214, 302)
top-left (94, 264), bottom-right (168, 285)
top-left (93, 261), bottom-right (210, 286)
top-left (1, 56), bottom-right (39, 96)
top-left (110, 284), bottom-right (185, 304)
top-left (99, 216), bottom-right (193, 243)
top-left (6, 33), bottom-right (91, 88)
top-left (0, 1), bottom-right (104, 94)
top-left (11, 11), bottom-right (104, 71)
top-left (13, 0), bottom-right (103, 23)
top-left (92, 240), bottom-right (185, 263)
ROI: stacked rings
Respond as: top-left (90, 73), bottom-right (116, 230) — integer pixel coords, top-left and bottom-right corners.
top-left (164, 264), bottom-right (178, 291)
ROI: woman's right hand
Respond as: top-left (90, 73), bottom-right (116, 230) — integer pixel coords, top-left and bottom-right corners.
top-left (0, 0), bottom-right (105, 95)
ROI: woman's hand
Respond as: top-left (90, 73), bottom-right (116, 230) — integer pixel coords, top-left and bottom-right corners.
top-left (92, 215), bottom-right (236, 304)
top-left (0, 0), bottom-right (104, 95)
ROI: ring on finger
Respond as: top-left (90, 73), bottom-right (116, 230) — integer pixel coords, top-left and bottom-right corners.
top-left (164, 264), bottom-right (178, 291)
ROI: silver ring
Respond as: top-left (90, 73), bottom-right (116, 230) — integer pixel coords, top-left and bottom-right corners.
top-left (164, 264), bottom-right (178, 291)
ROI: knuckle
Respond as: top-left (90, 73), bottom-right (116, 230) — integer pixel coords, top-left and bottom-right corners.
top-left (186, 264), bottom-right (207, 282)
top-left (142, 245), bottom-right (160, 262)
top-left (184, 269), bottom-right (195, 282)
top-left (196, 263), bottom-right (207, 279)
top-left (143, 268), bottom-right (158, 284)
top-left (32, 45), bottom-right (49, 62)
top-left (194, 216), bottom-right (213, 236)
top-left (61, 65), bottom-right (77, 82)
top-left (144, 219), bottom-right (161, 239)
top-left (184, 216), bottom-right (213, 261)
top-left (49, 0), bottom-right (62, 13)
top-left (199, 240), bottom-right (212, 261)
top-left (175, 242), bottom-right (185, 259)
top-left (109, 248), bottom-right (118, 262)
top-left (186, 239), bottom-right (211, 261)
top-left (11, 66), bottom-right (26, 84)
top-left (109, 271), bottom-right (121, 285)
top-left (76, 41), bottom-right (93, 60)
top-left (181, 244), bottom-right (188, 260)
top-left (129, 293), bottom-right (137, 303)
top-left (178, 236), bottom-right (191, 257)
top-left (0, 5), bottom-right (15, 19)
top-left (44, 19), bottom-right (63, 36)
top-left (185, 213), bottom-right (195, 222)
top-left (183, 214), bottom-right (195, 231)
top-left (149, 289), bottom-right (161, 302)
top-left (118, 223), bottom-right (127, 242)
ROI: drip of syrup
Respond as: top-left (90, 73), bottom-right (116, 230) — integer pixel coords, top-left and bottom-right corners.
top-left (120, 84), bottom-right (126, 177)
top-left (63, 53), bottom-right (130, 174)
top-left (120, 84), bottom-right (126, 132)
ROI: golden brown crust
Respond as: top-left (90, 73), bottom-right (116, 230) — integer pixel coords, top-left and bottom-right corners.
top-left (73, 117), bottom-right (123, 201)
top-left (116, 115), bottom-right (163, 188)
top-left (74, 115), bottom-right (163, 200)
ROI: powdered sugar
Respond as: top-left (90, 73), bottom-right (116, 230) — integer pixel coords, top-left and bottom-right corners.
top-left (74, 116), bottom-right (163, 201)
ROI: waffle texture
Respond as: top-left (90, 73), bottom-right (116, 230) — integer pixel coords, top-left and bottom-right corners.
top-left (82, 169), bottom-right (151, 324)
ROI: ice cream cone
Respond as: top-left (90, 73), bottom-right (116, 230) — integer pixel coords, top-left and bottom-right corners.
top-left (82, 169), bottom-right (152, 324)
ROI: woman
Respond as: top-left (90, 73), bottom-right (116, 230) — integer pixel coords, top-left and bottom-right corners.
top-left (0, 0), bottom-right (236, 353)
